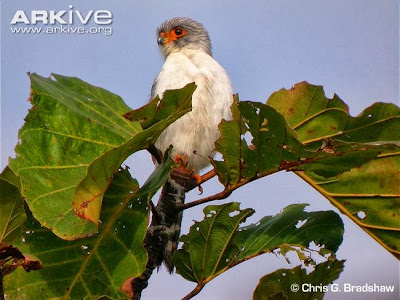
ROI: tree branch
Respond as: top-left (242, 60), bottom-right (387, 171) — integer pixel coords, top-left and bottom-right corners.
top-left (179, 169), bottom-right (282, 210)
top-left (196, 169), bottom-right (216, 185)
top-left (179, 189), bottom-right (232, 210)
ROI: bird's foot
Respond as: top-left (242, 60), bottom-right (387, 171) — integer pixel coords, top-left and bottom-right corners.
top-left (174, 155), bottom-right (189, 172)
top-left (172, 155), bottom-right (203, 193)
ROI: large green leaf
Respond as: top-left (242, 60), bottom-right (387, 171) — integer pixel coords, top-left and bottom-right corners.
top-left (0, 167), bottom-right (26, 244)
top-left (173, 203), bottom-right (343, 297)
top-left (267, 82), bottom-right (400, 258)
top-left (8, 73), bottom-right (195, 240)
top-left (212, 99), bottom-right (395, 187)
top-left (212, 99), bottom-right (299, 186)
top-left (174, 203), bottom-right (254, 283)
top-left (234, 204), bottom-right (343, 262)
top-left (253, 260), bottom-right (345, 300)
top-left (4, 159), bottom-right (173, 299)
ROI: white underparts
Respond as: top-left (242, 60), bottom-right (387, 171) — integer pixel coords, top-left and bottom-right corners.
top-left (152, 48), bottom-right (233, 172)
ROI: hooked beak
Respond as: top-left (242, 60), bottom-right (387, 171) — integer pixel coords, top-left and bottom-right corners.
top-left (157, 31), bottom-right (178, 46)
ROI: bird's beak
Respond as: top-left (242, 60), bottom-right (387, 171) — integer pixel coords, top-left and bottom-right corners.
top-left (158, 31), bottom-right (177, 46)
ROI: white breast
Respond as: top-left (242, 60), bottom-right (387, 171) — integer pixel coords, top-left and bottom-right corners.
top-left (152, 49), bottom-right (233, 172)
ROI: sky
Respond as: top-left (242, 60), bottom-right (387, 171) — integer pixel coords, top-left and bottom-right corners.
top-left (1, 1), bottom-right (399, 299)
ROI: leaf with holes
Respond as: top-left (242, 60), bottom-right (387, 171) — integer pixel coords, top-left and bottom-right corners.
top-left (212, 100), bottom-right (301, 186)
top-left (3, 160), bottom-right (172, 299)
top-left (211, 82), bottom-right (399, 259)
top-left (212, 98), bottom-right (396, 187)
top-left (173, 203), bottom-right (254, 284)
top-left (8, 73), bottom-right (194, 240)
top-left (234, 204), bottom-right (343, 263)
top-left (267, 82), bottom-right (400, 259)
top-left (173, 203), bottom-right (343, 297)
top-left (253, 259), bottom-right (345, 300)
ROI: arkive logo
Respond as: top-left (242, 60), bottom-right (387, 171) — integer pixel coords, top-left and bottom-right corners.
top-left (10, 5), bottom-right (112, 25)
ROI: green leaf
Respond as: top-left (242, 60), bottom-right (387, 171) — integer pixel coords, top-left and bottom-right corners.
top-left (173, 203), bottom-right (343, 295)
top-left (212, 98), bottom-right (395, 187)
top-left (213, 101), bottom-right (301, 186)
top-left (266, 81), bottom-right (349, 141)
top-left (3, 161), bottom-right (172, 299)
top-left (173, 203), bottom-right (254, 283)
top-left (123, 86), bottom-right (197, 130)
top-left (297, 157), bottom-right (400, 259)
top-left (8, 73), bottom-right (194, 240)
top-left (234, 204), bottom-right (344, 262)
top-left (253, 260), bottom-right (345, 300)
top-left (211, 82), bottom-right (399, 258)
top-left (266, 82), bottom-right (400, 258)
top-left (0, 167), bottom-right (26, 244)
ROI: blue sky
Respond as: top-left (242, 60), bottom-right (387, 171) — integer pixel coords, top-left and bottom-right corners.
top-left (1, 1), bottom-right (399, 299)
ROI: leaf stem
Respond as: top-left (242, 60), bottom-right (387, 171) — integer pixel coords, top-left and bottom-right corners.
top-left (182, 283), bottom-right (205, 300)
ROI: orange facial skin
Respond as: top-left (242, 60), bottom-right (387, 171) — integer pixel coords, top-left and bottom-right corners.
top-left (160, 27), bottom-right (187, 44)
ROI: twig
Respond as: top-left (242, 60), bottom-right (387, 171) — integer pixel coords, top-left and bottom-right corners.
top-left (179, 189), bottom-right (232, 210)
top-left (180, 169), bottom-right (281, 210)
top-left (181, 283), bottom-right (205, 300)
top-left (197, 169), bottom-right (216, 185)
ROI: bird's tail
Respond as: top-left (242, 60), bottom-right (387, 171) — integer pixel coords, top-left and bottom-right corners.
top-left (132, 169), bottom-right (196, 298)
top-left (155, 173), bottom-right (187, 272)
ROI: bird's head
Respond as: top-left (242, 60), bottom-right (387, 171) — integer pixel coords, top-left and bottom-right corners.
top-left (156, 17), bottom-right (212, 58)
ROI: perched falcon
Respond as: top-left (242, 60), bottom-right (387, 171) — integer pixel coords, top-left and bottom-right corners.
top-left (151, 17), bottom-right (233, 172)
top-left (142, 17), bottom-right (233, 277)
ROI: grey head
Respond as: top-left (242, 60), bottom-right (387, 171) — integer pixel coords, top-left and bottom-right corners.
top-left (156, 17), bottom-right (212, 58)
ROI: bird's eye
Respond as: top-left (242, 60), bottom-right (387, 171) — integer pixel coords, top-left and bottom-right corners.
top-left (174, 27), bottom-right (184, 36)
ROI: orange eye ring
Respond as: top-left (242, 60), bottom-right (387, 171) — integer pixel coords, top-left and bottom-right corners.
top-left (159, 27), bottom-right (187, 45)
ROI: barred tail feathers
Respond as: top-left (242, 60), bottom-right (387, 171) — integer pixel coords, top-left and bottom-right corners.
top-left (157, 176), bottom-right (186, 272)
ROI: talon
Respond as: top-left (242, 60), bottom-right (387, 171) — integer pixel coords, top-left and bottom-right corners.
top-left (191, 174), bottom-right (203, 194)
top-left (197, 185), bottom-right (203, 195)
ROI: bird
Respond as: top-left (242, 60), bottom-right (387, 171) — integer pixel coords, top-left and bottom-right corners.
top-left (142, 17), bottom-right (233, 279)
top-left (151, 17), bottom-right (233, 173)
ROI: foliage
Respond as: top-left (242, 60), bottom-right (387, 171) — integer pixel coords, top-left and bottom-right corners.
top-left (210, 83), bottom-right (400, 258)
top-left (8, 73), bottom-right (194, 239)
top-left (173, 203), bottom-right (343, 298)
top-left (3, 163), bottom-right (171, 299)
top-left (267, 83), bottom-right (400, 258)
top-left (0, 167), bottom-right (25, 244)
top-left (253, 260), bottom-right (345, 300)
top-left (1, 74), bottom-right (399, 299)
